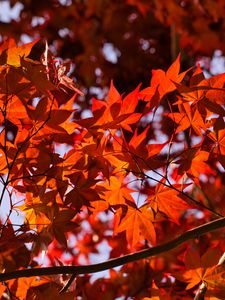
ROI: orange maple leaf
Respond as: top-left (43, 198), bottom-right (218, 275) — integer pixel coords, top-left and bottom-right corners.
top-left (208, 128), bottom-right (225, 156)
top-left (147, 180), bottom-right (190, 223)
top-left (0, 38), bottom-right (41, 67)
top-left (140, 54), bottom-right (189, 102)
top-left (7, 276), bottom-right (50, 300)
top-left (102, 174), bottom-right (135, 206)
top-left (176, 148), bottom-right (210, 180)
top-left (122, 126), bottom-right (166, 171)
top-left (115, 201), bottom-right (156, 247)
top-left (78, 81), bottom-right (141, 131)
top-left (174, 247), bottom-right (222, 290)
top-left (173, 65), bottom-right (208, 106)
top-left (18, 202), bottom-right (51, 232)
top-left (168, 102), bottom-right (206, 135)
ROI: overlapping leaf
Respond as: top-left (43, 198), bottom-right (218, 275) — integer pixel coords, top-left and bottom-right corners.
top-left (147, 180), bottom-right (190, 223)
top-left (115, 201), bottom-right (156, 247)
top-left (78, 82), bottom-right (141, 131)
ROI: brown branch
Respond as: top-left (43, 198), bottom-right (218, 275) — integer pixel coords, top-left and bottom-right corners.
top-left (0, 217), bottom-right (225, 282)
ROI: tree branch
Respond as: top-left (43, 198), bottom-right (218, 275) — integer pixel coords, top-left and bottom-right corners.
top-left (1, 217), bottom-right (225, 282)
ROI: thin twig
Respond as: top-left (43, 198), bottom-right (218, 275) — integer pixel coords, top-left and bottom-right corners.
top-left (129, 169), bottom-right (223, 218)
top-left (59, 273), bottom-right (77, 293)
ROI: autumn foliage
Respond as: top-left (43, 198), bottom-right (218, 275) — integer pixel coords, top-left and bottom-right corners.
top-left (0, 35), bottom-right (225, 299)
top-left (2, 0), bottom-right (225, 101)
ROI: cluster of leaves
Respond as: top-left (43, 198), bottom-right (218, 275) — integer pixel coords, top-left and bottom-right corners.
top-left (0, 38), bottom-right (224, 299)
top-left (129, 0), bottom-right (225, 54)
top-left (2, 0), bottom-right (225, 103)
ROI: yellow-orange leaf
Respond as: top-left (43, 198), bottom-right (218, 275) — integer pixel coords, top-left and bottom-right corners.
top-left (115, 202), bottom-right (156, 247)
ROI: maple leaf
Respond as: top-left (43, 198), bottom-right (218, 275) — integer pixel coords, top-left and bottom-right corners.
top-left (66, 131), bottom-right (114, 179)
top-left (208, 128), bottom-right (225, 156)
top-left (8, 277), bottom-right (49, 300)
top-left (0, 38), bottom-right (41, 67)
top-left (206, 72), bottom-right (225, 105)
top-left (26, 96), bottom-right (77, 136)
top-left (44, 205), bottom-right (77, 246)
top-left (78, 81), bottom-right (141, 131)
top-left (18, 201), bottom-right (51, 232)
top-left (115, 201), bottom-right (156, 247)
top-left (173, 248), bottom-right (222, 290)
top-left (140, 54), bottom-right (189, 101)
top-left (0, 67), bottom-right (35, 126)
top-left (101, 174), bottom-right (135, 206)
top-left (27, 282), bottom-right (75, 300)
top-left (174, 66), bottom-right (225, 118)
top-left (204, 264), bottom-right (225, 291)
top-left (176, 148), bottom-right (211, 180)
top-left (147, 180), bottom-right (190, 223)
top-left (168, 102), bottom-right (206, 135)
top-left (0, 222), bottom-right (33, 271)
top-left (20, 57), bottom-right (57, 93)
top-left (208, 127), bottom-right (225, 168)
top-left (121, 126), bottom-right (166, 172)
top-left (64, 171), bottom-right (104, 211)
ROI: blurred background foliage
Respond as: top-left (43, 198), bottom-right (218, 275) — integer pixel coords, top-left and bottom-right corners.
top-left (0, 0), bottom-right (225, 105)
